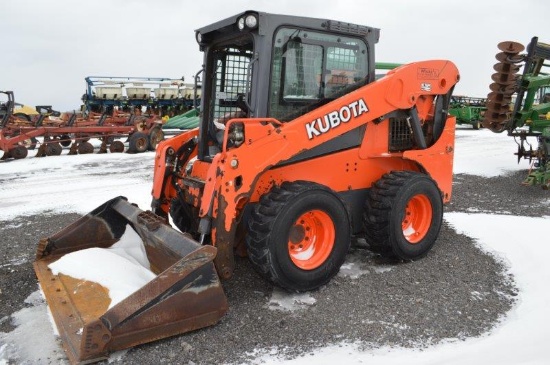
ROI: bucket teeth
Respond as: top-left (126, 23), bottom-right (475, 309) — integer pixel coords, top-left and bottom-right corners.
top-left (483, 40), bottom-right (525, 132)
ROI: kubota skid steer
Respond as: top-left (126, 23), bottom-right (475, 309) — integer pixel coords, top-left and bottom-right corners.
top-left (34, 11), bottom-right (459, 364)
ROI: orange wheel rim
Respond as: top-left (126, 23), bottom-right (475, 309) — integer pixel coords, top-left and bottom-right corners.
top-left (288, 209), bottom-right (335, 270)
top-left (402, 194), bottom-right (432, 244)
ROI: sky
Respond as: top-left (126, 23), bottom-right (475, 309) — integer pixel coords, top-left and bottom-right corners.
top-left (2, 0), bottom-right (550, 111)
top-left (1, 127), bottom-right (550, 364)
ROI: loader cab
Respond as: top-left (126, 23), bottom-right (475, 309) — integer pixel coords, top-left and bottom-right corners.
top-left (194, 11), bottom-right (379, 160)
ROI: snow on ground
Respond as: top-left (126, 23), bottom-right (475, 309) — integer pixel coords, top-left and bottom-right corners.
top-left (0, 149), bottom-right (155, 221)
top-left (1, 126), bottom-right (549, 364)
top-left (453, 128), bottom-right (527, 177)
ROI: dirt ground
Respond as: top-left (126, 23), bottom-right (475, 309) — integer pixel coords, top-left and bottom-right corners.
top-left (1, 169), bottom-right (548, 364)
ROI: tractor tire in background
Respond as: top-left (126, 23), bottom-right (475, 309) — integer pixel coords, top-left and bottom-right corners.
top-left (128, 132), bottom-right (148, 153)
top-left (246, 181), bottom-right (351, 292)
top-left (147, 126), bottom-right (164, 151)
top-left (363, 171), bottom-right (443, 260)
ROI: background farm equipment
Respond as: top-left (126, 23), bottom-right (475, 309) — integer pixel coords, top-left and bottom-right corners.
top-left (483, 37), bottom-right (550, 188)
top-left (82, 76), bottom-right (201, 118)
top-left (449, 96), bottom-right (487, 129)
top-left (1, 90), bottom-right (165, 160)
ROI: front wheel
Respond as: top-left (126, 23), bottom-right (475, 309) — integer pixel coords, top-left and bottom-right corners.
top-left (363, 171), bottom-right (443, 260)
top-left (246, 181), bottom-right (351, 292)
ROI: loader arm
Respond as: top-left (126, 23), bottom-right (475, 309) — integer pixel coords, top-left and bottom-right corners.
top-left (151, 127), bottom-right (201, 220)
top-left (201, 60), bottom-right (459, 278)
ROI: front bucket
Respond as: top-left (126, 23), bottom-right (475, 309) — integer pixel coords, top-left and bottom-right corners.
top-left (33, 196), bottom-right (228, 364)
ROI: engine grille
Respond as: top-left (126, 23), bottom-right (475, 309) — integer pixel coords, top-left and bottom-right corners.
top-left (389, 117), bottom-right (414, 151)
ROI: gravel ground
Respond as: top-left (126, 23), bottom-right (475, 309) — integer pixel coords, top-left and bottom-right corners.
top-left (2, 169), bottom-right (549, 364)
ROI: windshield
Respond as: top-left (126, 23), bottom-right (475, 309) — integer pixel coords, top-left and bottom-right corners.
top-left (269, 27), bottom-right (369, 121)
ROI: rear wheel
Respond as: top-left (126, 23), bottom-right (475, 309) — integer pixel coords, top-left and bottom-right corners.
top-left (246, 181), bottom-right (351, 292)
top-left (128, 132), bottom-right (148, 153)
top-left (363, 171), bottom-right (443, 260)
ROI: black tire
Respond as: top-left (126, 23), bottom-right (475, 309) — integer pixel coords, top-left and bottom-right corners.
top-left (363, 171), bottom-right (443, 260)
top-left (472, 121), bottom-right (480, 130)
top-left (77, 141), bottom-right (94, 154)
top-left (45, 142), bottom-right (62, 156)
top-left (109, 140), bottom-right (125, 153)
top-left (128, 132), bottom-right (148, 153)
top-left (10, 145), bottom-right (28, 159)
top-left (147, 126), bottom-right (164, 151)
top-left (246, 181), bottom-right (351, 292)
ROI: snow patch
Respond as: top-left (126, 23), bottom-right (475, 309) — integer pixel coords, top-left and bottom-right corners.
top-left (0, 291), bottom-right (67, 364)
top-left (338, 261), bottom-right (369, 279)
top-left (268, 288), bottom-right (316, 312)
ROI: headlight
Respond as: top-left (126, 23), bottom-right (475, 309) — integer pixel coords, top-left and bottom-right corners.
top-left (245, 14), bottom-right (258, 29)
top-left (237, 17), bottom-right (245, 30)
top-left (237, 14), bottom-right (258, 30)
top-left (195, 32), bottom-right (202, 43)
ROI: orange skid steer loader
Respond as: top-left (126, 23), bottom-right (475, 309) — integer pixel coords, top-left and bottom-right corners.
top-left (34, 11), bottom-right (459, 364)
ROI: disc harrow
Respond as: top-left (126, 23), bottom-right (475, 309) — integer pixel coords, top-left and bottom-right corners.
top-left (482, 36), bottom-right (550, 188)
top-left (1, 91), bottom-right (165, 160)
top-left (482, 41), bottom-right (525, 132)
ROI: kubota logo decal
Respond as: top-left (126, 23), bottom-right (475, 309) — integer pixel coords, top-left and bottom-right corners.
top-left (305, 98), bottom-right (369, 140)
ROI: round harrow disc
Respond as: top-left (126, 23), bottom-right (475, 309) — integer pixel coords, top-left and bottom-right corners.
top-left (493, 62), bottom-right (520, 73)
top-left (483, 120), bottom-right (508, 133)
top-left (483, 113), bottom-right (508, 124)
top-left (491, 72), bottom-right (519, 84)
top-left (11, 146), bottom-right (28, 160)
top-left (489, 82), bottom-right (516, 94)
top-left (46, 142), bottom-right (63, 156)
top-left (487, 92), bottom-right (512, 104)
top-left (109, 140), bottom-right (125, 153)
top-left (77, 141), bottom-right (94, 154)
top-left (495, 52), bottom-right (524, 63)
top-left (497, 41), bottom-right (525, 54)
top-left (486, 100), bottom-right (512, 112)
